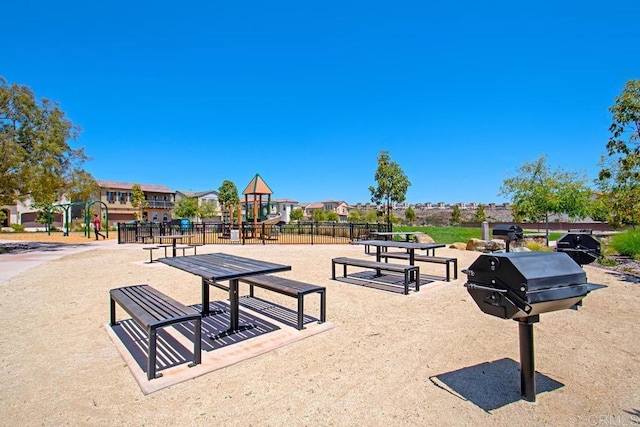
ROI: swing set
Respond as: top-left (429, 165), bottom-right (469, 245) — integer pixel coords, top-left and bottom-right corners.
top-left (46, 200), bottom-right (109, 239)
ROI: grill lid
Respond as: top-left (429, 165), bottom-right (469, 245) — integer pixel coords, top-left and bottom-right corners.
top-left (464, 251), bottom-right (606, 319)
top-left (465, 251), bottom-right (586, 292)
top-left (555, 233), bottom-right (601, 266)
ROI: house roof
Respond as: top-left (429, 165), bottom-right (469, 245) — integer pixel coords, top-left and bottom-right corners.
top-left (176, 190), bottom-right (219, 198)
top-left (97, 180), bottom-right (174, 194)
top-left (242, 173), bottom-right (273, 195)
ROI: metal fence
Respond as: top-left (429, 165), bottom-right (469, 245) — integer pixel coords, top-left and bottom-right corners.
top-left (117, 222), bottom-right (391, 245)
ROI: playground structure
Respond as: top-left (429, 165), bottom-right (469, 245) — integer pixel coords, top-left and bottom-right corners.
top-left (242, 174), bottom-right (280, 240)
top-left (47, 200), bottom-right (109, 239)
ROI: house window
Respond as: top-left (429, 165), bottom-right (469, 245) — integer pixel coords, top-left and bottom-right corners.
top-left (163, 213), bottom-right (168, 222)
top-left (152, 212), bottom-right (158, 222)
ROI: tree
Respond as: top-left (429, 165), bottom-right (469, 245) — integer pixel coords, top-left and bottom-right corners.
top-left (197, 201), bottom-right (218, 220)
top-left (405, 206), bottom-right (416, 224)
top-left (217, 180), bottom-right (239, 224)
top-left (500, 155), bottom-right (592, 243)
top-left (130, 184), bottom-right (147, 221)
top-left (368, 150), bottom-right (411, 225)
top-left (347, 210), bottom-right (362, 222)
top-left (173, 197), bottom-right (198, 219)
top-left (290, 208), bottom-right (304, 222)
top-left (326, 211), bottom-right (339, 222)
top-left (0, 76), bottom-right (91, 206)
top-left (472, 204), bottom-right (486, 223)
top-left (364, 209), bottom-right (380, 223)
top-left (598, 79), bottom-right (640, 227)
top-left (66, 170), bottom-right (98, 202)
top-left (312, 209), bottom-right (326, 222)
top-left (450, 205), bottom-right (462, 225)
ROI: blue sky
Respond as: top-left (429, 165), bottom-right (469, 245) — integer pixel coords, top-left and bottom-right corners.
top-left (4, 1), bottom-right (639, 204)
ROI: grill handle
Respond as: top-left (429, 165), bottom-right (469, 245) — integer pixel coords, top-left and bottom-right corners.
top-left (464, 282), bottom-right (508, 293)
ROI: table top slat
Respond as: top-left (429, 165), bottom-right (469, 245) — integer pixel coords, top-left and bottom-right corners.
top-left (158, 253), bottom-right (291, 281)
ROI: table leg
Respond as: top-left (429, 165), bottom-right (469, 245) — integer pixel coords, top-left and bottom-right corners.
top-left (172, 240), bottom-right (177, 257)
top-left (409, 249), bottom-right (416, 282)
top-left (375, 246), bottom-right (382, 276)
top-left (202, 278), bottom-right (210, 316)
top-left (229, 279), bottom-right (239, 331)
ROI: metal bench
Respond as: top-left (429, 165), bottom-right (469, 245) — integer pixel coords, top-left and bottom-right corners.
top-left (331, 257), bottom-right (420, 295)
top-left (238, 275), bottom-right (326, 330)
top-left (157, 244), bottom-right (173, 257)
top-left (109, 284), bottom-right (202, 380)
top-left (378, 252), bottom-right (458, 282)
top-left (175, 245), bottom-right (195, 256)
top-left (142, 246), bottom-right (159, 263)
top-left (188, 243), bottom-right (204, 255)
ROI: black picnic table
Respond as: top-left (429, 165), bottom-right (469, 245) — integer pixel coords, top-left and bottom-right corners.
top-left (158, 253), bottom-right (291, 331)
top-left (352, 240), bottom-right (445, 280)
top-left (156, 234), bottom-right (193, 257)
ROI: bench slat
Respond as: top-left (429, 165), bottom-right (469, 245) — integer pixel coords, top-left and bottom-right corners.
top-left (110, 284), bottom-right (202, 380)
top-left (332, 257), bottom-right (419, 295)
top-left (378, 252), bottom-right (458, 281)
top-left (332, 257), bottom-right (416, 273)
top-left (236, 274), bottom-right (326, 329)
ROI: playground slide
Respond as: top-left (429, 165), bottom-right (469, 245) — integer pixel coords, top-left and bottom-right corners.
top-left (261, 214), bottom-right (282, 225)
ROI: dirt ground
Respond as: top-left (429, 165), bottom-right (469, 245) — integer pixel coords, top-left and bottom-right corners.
top-left (0, 238), bottom-right (638, 426)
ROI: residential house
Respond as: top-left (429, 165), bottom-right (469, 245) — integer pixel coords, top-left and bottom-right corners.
top-left (269, 199), bottom-right (300, 223)
top-left (96, 180), bottom-right (175, 226)
top-left (304, 200), bottom-right (350, 222)
top-left (175, 190), bottom-right (221, 222)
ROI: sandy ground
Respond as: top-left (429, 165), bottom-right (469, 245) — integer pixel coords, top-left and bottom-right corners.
top-left (0, 238), bottom-right (638, 426)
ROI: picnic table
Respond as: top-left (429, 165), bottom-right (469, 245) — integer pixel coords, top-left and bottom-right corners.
top-left (370, 231), bottom-right (423, 241)
top-left (352, 239), bottom-right (446, 281)
top-left (158, 253), bottom-right (291, 331)
top-left (156, 234), bottom-right (193, 257)
top-left (354, 239), bottom-right (445, 262)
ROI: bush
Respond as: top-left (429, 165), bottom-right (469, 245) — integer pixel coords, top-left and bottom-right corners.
top-left (608, 229), bottom-right (640, 258)
top-left (10, 224), bottom-right (25, 232)
top-left (524, 241), bottom-right (553, 252)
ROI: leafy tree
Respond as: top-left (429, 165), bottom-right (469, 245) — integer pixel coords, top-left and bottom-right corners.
top-left (218, 180), bottom-right (240, 224)
top-left (404, 206), bottom-right (416, 224)
top-left (347, 210), bottom-right (362, 222)
top-left (290, 208), bottom-right (304, 222)
top-left (326, 211), bottom-right (339, 222)
top-left (368, 150), bottom-right (411, 225)
top-left (173, 197), bottom-right (199, 219)
top-left (450, 205), bottom-right (462, 225)
top-left (130, 184), bottom-right (147, 221)
top-left (0, 76), bottom-right (91, 206)
top-left (312, 209), bottom-right (326, 222)
top-left (197, 201), bottom-right (218, 220)
top-left (364, 209), bottom-right (380, 223)
top-left (598, 79), bottom-right (640, 227)
top-left (472, 204), bottom-right (486, 223)
top-left (500, 155), bottom-right (592, 243)
top-left (67, 170), bottom-right (98, 202)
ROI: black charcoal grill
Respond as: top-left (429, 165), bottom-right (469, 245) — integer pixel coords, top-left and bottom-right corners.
top-left (555, 233), bottom-right (601, 266)
top-left (492, 224), bottom-right (524, 251)
top-left (463, 251), bottom-right (605, 401)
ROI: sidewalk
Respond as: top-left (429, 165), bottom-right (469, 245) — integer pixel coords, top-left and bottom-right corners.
top-left (0, 239), bottom-right (119, 284)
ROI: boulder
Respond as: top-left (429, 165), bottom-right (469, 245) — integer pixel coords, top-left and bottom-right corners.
top-left (485, 239), bottom-right (506, 252)
top-left (413, 232), bottom-right (435, 244)
top-left (466, 238), bottom-right (487, 251)
top-left (449, 242), bottom-right (467, 250)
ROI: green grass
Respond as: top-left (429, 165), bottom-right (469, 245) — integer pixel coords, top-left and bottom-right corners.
top-left (608, 229), bottom-right (640, 258)
top-left (394, 225), bottom-right (564, 244)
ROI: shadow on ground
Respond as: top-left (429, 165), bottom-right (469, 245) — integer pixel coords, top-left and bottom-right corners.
top-left (430, 358), bottom-right (564, 412)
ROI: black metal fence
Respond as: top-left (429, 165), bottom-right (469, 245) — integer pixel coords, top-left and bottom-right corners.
top-left (118, 222), bottom-right (391, 245)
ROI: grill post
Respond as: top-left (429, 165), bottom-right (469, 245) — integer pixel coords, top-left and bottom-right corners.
top-left (517, 315), bottom-right (539, 402)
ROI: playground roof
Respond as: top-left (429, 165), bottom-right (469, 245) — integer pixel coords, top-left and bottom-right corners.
top-left (242, 174), bottom-right (273, 195)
